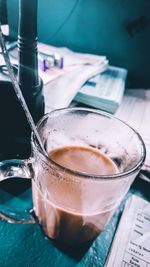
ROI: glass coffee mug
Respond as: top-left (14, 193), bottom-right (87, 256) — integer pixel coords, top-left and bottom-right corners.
top-left (0, 108), bottom-right (146, 244)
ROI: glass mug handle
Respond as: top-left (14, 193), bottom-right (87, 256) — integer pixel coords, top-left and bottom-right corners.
top-left (0, 159), bottom-right (36, 224)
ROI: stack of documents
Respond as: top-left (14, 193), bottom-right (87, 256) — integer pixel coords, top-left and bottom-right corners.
top-left (7, 42), bottom-right (127, 113)
top-left (38, 43), bottom-right (108, 85)
top-left (38, 44), bottom-right (108, 111)
top-left (75, 66), bottom-right (127, 113)
top-left (105, 195), bottom-right (150, 267)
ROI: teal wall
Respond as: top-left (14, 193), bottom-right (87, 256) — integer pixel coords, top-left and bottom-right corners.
top-left (7, 0), bottom-right (150, 88)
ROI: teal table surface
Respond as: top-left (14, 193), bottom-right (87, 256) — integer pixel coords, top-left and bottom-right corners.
top-left (0, 176), bottom-right (149, 267)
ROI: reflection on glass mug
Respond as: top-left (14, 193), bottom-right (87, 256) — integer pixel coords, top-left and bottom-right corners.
top-left (0, 108), bottom-right (146, 244)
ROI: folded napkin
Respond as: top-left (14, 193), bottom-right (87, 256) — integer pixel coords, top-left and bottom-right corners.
top-left (38, 43), bottom-right (108, 110)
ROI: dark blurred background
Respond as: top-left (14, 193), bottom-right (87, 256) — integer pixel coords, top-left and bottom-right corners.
top-left (5, 0), bottom-right (150, 88)
top-left (0, 0), bottom-right (7, 24)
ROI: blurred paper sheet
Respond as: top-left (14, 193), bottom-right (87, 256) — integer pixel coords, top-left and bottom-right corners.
top-left (116, 89), bottom-right (150, 173)
top-left (105, 195), bottom-right (150, 267)
top-left (38, 43), bottom-right (108, 85)
top-left (44, 62), bottom-right (107, 110)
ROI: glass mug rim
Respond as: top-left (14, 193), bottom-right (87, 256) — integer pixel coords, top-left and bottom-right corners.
top-left (32, 107), bottom-right (146, 181)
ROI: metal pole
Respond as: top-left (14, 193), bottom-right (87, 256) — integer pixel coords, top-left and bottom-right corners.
top-left (18, 0), bottom-right (39, 95)
top-left (18, 0), bottom-right (44, 124)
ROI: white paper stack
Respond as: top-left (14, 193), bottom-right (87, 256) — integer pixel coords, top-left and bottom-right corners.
top-left (38, 43), bottom-right (108, 85)
top-left (8, 42), bottom-right (108, 111)
top-left (105, 195), bottom-right (150, 267)
top-left (7, 42), bottom-right (127, 113)
top-left (75, 66), bottom-right (127, 113)
top-left (39, 44), bottom-right (108, 111)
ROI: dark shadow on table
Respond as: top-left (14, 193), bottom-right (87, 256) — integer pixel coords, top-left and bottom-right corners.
top-left (51, 238), bottom-right (95, 261)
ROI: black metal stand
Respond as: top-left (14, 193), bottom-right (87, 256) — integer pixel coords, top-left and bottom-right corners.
top-left (0, 0), bottom-right (44, 159)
